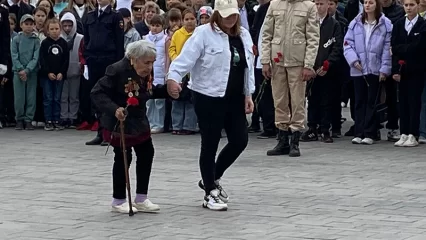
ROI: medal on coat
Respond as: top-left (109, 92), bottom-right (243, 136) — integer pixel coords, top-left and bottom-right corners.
top-left (125, 78), bottom-right (140, 97)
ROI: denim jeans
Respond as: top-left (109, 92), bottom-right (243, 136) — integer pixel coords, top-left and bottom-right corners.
top-left (419, 79), bottom-right (426, 138)
top-left (43, 77), bottom-right (64, 122)
top-left (146, 99), bottom-right (166, 130)
top-left (171, 100), bottom-right (197, 131)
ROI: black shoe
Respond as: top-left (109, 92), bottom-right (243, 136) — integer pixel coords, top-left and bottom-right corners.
top-left (332, 129), bottom-right (342, 138)
top-left (248, 125), bottom-right (261, 133)
top-left (69, 120), bottom-right (78, 129)
top-left (321, 133), bottom-right (334, 143)
top-left (54, 121), bottom-right (64, 130)
top-left (344, 126), bottom-right (354, 136)
top-left (15, 121), bottom-right (24, 130)
top-left (289, 131), bottom-right (301, 157)
top-left (25, 122), bottom-right (34, 130)
top-left (85, 134), bottom-right (103, 145)
top-left (100, 141), bottom-right (109, 146)
top-left (44, 121), bottom-right (54, 131)
top-left (257, 131), bottom-right (276, 139)
top-left (266, 130), bottom-right (290, 156)
top-left (300, 128), bottom-right (318, 142)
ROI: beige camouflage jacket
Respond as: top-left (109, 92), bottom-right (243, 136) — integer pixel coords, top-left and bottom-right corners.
top-left (261, 0), bottom-right (319, 69)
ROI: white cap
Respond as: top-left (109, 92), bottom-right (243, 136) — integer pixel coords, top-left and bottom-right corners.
top-left (214, 0), bottom-right (239, 18)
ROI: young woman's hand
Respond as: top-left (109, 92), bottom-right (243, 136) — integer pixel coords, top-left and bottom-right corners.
top-left (56, 73), bottom-right (63, 81)
top-left (392, 74), bottom-right (401, 82)
top-left (354, 61), bottom-right (362, 71)
top-left (245, 96), bottom-right (254, 114)
top-left (379, 73), bottom-right (387, 82)
top-left (48, 73), bottom-right (56, 80)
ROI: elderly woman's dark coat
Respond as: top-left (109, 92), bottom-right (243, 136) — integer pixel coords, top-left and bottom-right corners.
top-left (90, 57), bottom-right (168, 146)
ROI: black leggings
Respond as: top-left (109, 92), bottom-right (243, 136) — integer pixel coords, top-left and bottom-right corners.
top-left (193, 91), bottom-right (248, 195)
top-left (112, 138), bottom-right (154, 199)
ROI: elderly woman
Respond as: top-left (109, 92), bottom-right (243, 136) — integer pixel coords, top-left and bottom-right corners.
top-left (91, 40), bottom-right (170, 214)
top-left (166, 0), bottom-right (255, 211)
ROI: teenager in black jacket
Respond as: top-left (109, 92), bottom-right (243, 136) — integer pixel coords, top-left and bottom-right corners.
top-left (39, 18), bottom-right (70, 131)
top-left (301, 0), bottom-right (343, 143)
top-left (0, 3), bottom-right (11, 128)
top-left (391, 0), bottom-right (426, 147)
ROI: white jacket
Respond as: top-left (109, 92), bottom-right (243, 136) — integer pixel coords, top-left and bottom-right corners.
top-left (167, 24), bottom-right (256, 97)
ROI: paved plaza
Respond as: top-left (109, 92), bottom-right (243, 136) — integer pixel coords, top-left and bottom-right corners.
top-left (2, 116), bottom-right (426, 240)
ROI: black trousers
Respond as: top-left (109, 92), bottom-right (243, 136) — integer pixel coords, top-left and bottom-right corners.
top-left (81, 57), bottom-right (115, 124)
top-left (0, 76), bottom-right (15, 122)
top-left (250, 69), bottom-right (263, 128)
top-left (257, 79), bottom-right (276, 133)
top-left (353, 74), bottom-right (380, 138)
top-left (399, 74), bottom-right (425, 136)
top-left (34, 73), bottom-right (44, 123)
top-left (384, 77), bottom-right (399, 130)
top-left (112, 138), bottom-right (154, 199)
top-left (193, 91), bottom-right (248, 195)
top-left (331, 73), bottom-right (343, 131)
top-left (307, 76), bottom-right (333, 133)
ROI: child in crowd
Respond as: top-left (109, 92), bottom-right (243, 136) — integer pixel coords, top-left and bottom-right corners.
top-left (135, 1), bottom-right (161, 37)
top-left (33, 7), bottom-right (48, 41)
top-left (197, 6), bottom-right (212, 25)
top-left (39, 18), bottom-right (69, 131)
top-left (145, 14), bottom-right (167, 133)
top-left (11, 14), bottom-right (41, 130)
top-left (392, 0), bottom-right (426, 147)
top-left (9, 14), bottom-right (18, 40)
top-left (118, 8), bottom-right (141, 50)
top-left (168, 8), bottom-right (197, 135)
top-left (165, 8), bottom-right (182, 67)
top-left (53, 0), bottom-right (67, 16)
top-left (60, 13), bottom-right (83, 128)
top-left (36, 0), bottom-right (56, 19)
top-left (33, 6), bottom-right (49, 128)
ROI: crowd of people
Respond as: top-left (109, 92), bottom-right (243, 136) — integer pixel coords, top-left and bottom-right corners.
top-left (1, 0), bottom-right (426, 212)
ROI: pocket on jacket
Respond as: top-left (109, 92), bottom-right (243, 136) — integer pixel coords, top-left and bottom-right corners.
top-left (293, 10), bottom-right (308, 26)
top-left (202, 47), bottom-right (223, 70)
top-left (290, 38), bottom-right (306, 63)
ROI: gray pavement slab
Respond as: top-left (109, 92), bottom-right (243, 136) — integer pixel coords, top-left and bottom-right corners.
top-left (1, 115), bottom-right (426, 240)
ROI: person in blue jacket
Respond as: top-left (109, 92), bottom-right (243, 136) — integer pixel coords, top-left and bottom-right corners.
top-left (82, 0), bottom-right (124, 146)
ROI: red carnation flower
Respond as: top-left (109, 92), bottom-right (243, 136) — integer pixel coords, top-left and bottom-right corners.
top-left (273, 57), bottom-right (280, 63)
top-left (277, 52), bottom-right (283, 58)
top-left (322, 60), bottom-right (330, 71)
top-left (252, 45), bottom-right (258, 56)
top-left (127, 96), bottom-right (139, 106)
top-left (344, 41), bottom-right (348, 46)
top-left (398, 60), bottom-right (406, 65)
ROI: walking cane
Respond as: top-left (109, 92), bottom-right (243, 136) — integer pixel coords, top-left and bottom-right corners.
top-left (120, 119), bottom-right (134, 216)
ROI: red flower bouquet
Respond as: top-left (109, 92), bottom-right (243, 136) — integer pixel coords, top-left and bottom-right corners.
top-left (127, 96), bottom-right (139, 106)
top-left (322, 60), bottom-right (330, 71)
top-left (273, 57), bottom-right (280, 63)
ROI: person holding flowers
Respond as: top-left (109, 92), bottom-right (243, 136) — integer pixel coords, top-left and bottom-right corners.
top-left (300, 0), bottom-right (343, 143)
top-left (91, 40), bottom-right (174, 214)
top-left (343, 0), bottom-right (392, 145)
top-left (391, 0), bottom-right (426, 147)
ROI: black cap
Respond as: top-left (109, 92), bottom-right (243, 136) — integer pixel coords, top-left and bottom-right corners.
top-left (118, 8), bottom-right (131, 18)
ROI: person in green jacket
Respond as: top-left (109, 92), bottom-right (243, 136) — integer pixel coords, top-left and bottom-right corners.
top-left (11, 14), bottom-right (41, 130)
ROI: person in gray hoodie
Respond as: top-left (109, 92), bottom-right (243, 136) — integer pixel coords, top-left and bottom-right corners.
top-left (60, 12), bottom-right (84, 128)
top-left (11, 14), bottom-right (40, 130)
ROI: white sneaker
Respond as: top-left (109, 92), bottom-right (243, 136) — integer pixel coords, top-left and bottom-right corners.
top-left (394, 134), bottom-right (408, 147)
top-left (361, 138), bottom-right (374, 145)
top-left (151, 128), bottom-right (163, 134)
top-left (203, 189), bottom-right (228, 211)
top-left (402, 134), bottom-right (419, 147)
top-left (111, 202), bottom-right (138, 214)
top-left (419, 136), bottom-right (426, 144)
top-left (133, 199), bottom-right (160, 212)
top-left (352, 137), bottom-right (362, 144)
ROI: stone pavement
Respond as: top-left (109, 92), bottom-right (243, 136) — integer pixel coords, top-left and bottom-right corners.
top-left (1, 119), bottom-right (426, 240)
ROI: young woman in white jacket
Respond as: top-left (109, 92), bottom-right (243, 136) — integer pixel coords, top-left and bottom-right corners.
top-left (166, 0), bottom-right (255, 211)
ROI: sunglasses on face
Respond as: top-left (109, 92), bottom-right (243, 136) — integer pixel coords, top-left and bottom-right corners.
top-left (133, 7), bottom-right (143, 12)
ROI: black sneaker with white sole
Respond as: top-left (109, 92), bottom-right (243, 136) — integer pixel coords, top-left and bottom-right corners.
top-left (198, 179), bottom-right (229, 203)
top-left (203, 189), bottom-right (228, 211)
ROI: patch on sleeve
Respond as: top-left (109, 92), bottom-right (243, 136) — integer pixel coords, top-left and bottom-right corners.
top-left (119, 20), bottom-right (124, 29)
